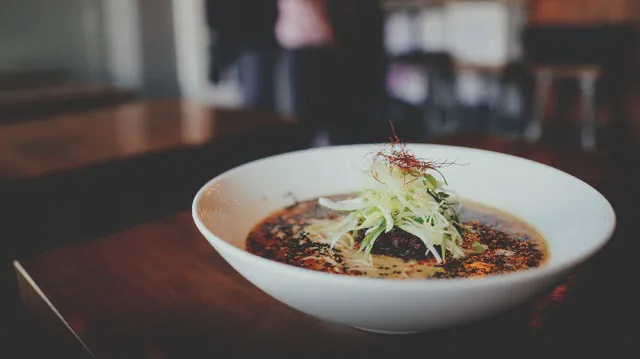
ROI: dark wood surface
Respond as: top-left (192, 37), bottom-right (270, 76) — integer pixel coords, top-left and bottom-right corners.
top-left (0, 83), bottom-right (136, 124)
top-left (14, 133), bottom-right (639, 358)
top-left (0, 100), bottom-right (304, 262)
top-left (0, 100), bottom-right (308, 358)
top-left (0, 100), bottom-right (296, 181)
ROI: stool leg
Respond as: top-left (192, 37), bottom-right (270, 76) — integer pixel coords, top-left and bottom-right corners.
top-left (579, 72), bottom-right (597, 151)
top-left (424, 70), bottom-right (441, 134)
top-left (525, 69), bottom-right (552, 141)
top-left (437, 73), bottom-right (458, 132)
top-left (488, 74), bottom-right (502, 133)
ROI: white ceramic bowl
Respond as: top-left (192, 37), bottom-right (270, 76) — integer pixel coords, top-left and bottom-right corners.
top-left (192, 144), bottom-right (615, 334)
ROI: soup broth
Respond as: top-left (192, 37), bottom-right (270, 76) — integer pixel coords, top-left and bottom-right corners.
top-left (245, 195), bottom-right (548, 279)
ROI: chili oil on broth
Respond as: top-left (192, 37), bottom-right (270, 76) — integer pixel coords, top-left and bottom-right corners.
top-left (245, 194), bottom-right (549, 279)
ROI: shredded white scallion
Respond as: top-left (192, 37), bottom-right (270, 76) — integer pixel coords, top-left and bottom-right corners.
top-left (315, 155), bottom-right (465, 264)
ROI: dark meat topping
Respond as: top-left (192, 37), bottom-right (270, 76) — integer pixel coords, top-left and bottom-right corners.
top-left (354, 229), bottom-right (427, 261)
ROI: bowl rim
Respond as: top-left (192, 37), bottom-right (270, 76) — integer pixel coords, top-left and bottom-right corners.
top-left (192, 143), bottom-right (616, 290)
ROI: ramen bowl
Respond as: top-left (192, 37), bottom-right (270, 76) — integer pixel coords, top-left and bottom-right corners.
top-left (192, 144), bottom-right (615, 334)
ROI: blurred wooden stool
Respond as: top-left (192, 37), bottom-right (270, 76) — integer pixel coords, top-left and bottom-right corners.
top-left (524, 64), bottom-right (602, 150)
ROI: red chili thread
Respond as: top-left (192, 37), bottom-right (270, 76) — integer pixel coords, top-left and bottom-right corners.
top-left (371, 121), bottom-right (456, 182)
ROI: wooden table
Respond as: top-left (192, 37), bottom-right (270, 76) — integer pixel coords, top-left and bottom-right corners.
top-left (0, 100), bottom-right (296, 181)
top-left (0, 83), bottom-right (135, 124)
top-left (14, 133), bottom-right (638, 358)
top-left (0, 99), bottom-right (304, 265)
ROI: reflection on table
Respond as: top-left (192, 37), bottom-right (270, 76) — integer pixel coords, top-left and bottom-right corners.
top-left (0, 100), bottom-right (296, 181)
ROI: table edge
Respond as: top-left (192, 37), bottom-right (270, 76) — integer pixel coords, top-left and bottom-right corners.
top-left (14, 260), bottom-right (96, 359)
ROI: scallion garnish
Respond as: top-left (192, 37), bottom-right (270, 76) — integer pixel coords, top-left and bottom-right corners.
top-left (315, 128), bottom-right (465, 263)
top-left (472, 241), bottom-right (486, 254)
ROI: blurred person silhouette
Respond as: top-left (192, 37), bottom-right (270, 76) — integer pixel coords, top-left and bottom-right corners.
top-left (205, 0), bottom-right (280, 111)
top-left (329, 0), bottom-right (387, 143)
top-left (276, 0), bottom-right (387, 146)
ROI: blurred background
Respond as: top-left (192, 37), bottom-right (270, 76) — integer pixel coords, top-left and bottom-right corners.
top-left (1, 0), bottom-right (638, 145)
top-left (1, 0), bottom-right (639, 356)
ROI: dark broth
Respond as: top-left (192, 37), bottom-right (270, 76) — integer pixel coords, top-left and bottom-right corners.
top-left (245, 195), bottom-right (549, 279)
